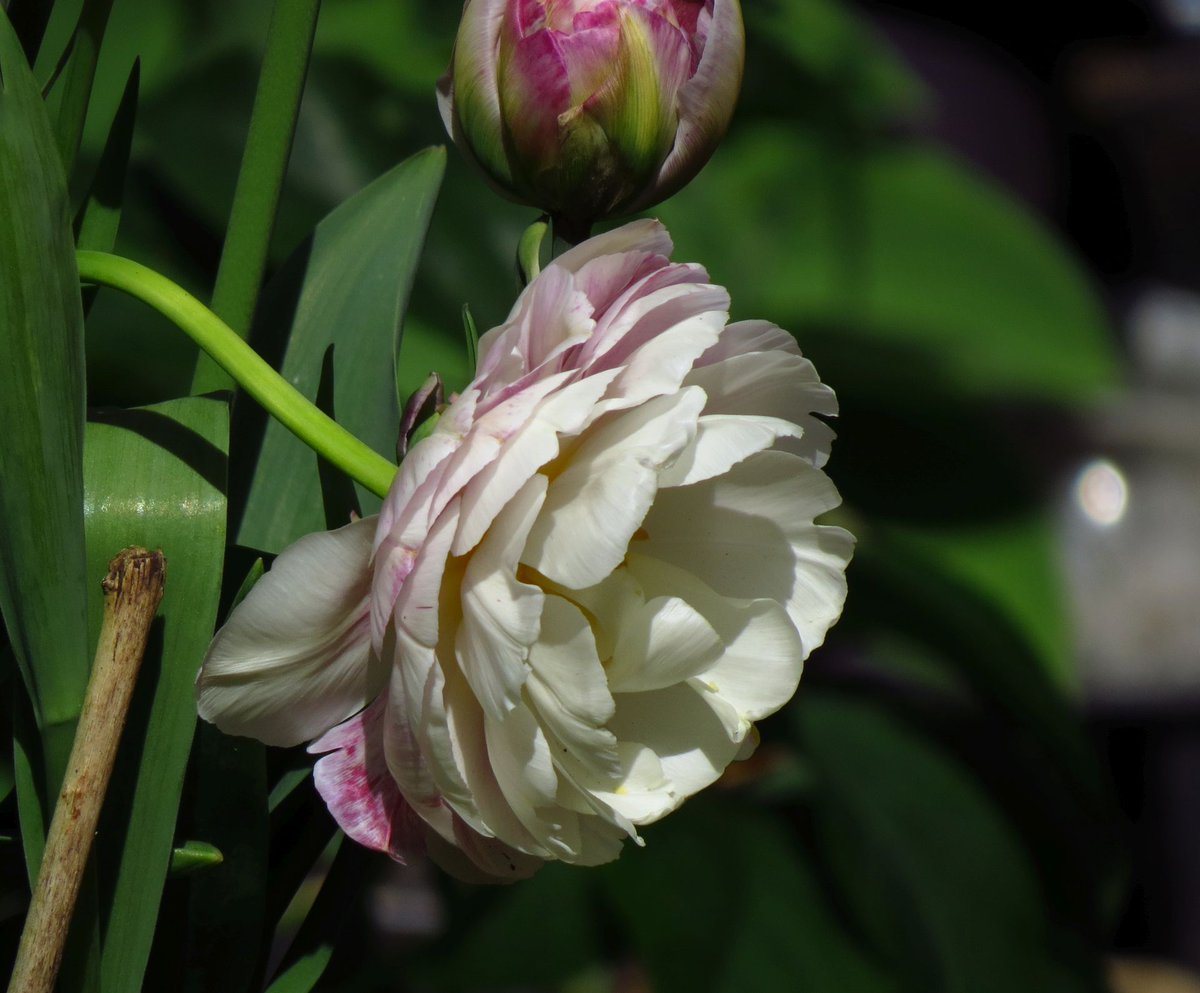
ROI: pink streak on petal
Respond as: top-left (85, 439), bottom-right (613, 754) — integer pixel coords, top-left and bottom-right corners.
top-left (500, 28), bottom-right (570, 176)
top-left (310, 698), bottom-right (425, 863)
top-left (557, 19), bottom-right (623, 108)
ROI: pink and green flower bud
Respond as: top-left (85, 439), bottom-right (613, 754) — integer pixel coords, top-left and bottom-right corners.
top-left (438, 0), bottom-right (744, 237)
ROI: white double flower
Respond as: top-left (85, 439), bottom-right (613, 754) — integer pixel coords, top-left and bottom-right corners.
top-left (197, 220), bottom-right (853, 879)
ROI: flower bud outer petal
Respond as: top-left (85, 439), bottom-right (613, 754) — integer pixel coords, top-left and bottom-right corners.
top-left (447, 0), bottom-right (517, 190)
top-left (632, 0), bottom-right (744, 212)
top-left (497, 19), bottom-right (572, 201)
top-left (586, 4), bottom-right (692, 213)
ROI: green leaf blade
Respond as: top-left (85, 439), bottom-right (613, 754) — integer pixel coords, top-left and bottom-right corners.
top-left (0, 7), bottom-right (90, 737)
top-left (237, 146), bottom-right (445, 552)
top-left (83, 396), bottom-right (229, 993)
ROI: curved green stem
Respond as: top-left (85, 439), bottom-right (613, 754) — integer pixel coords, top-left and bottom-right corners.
top-left (77, 251), bottom-right (398, 499)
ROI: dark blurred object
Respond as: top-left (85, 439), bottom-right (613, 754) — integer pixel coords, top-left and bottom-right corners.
top-left (861, 0), bottom-right (1200, 977)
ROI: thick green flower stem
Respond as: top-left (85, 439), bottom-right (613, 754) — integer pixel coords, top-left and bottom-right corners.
top-left (76, 251), bottom-right (398, 499)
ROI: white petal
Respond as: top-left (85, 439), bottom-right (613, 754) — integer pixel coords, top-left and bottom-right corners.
top-left (603, 685), bottom-right (741, 823)
top-left (523, 388), bottom-right (704, 589)
top-left (198, 517), bottom-right (382, 747)
top-left (456, 475), bottom-right (547, 719)
top-left (588, 743), bottom-right (673, 824)
top-left (596, 307), bottom-right (727, 413)
top-left (684, 348), bottom-right (837, 468)
top-left (605, 595), bottom-right (722, 694)
top-left (629, 553), bottom-right (806, 725)
top-left (640, 451), bottom-right (854, 657)
top-left (436, 632), bottom-right (548, 855)
top-left (485, 702), bottom-right (580, 859)
top-left (525, 595), bottom-right (619, 781)
top-left (659, 414), bottom-right (804, 488)
top-left (552, 565), bottom-right (645, 661)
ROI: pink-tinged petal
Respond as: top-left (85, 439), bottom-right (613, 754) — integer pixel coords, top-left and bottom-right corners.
top-left (552, 218), bottom-right (674, 274)
top-left (454, 371), bottom-right (618, 554)
top-left (579, 260), bottom-right (715, 369)
top-left (634, 0), bottom-right (743, 211)
top-left (696, 318), bottom-right (801, 363)
top-left (591, 304), bottom-right (728, 414)
top-left (474, 269), bottom-right (595, 396)
top-left (665, 0), bottom-right (704, 43)
top-left (569, 249), bottom-right (666, 318)
top-left (310, 697), bottom-right (425, 862)
top-left (592, 280), bottom-right (727, 373)
top-left (197, 517), bottom-right (383, 748)
top-left (446, 0), bottom-right (515, 187)
top-left (511, 0), bottom-right (547, 34)
top-left (394, 496), bottom-right (460, 647)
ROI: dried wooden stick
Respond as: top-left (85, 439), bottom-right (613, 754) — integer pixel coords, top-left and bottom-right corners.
top-left (8, 547), bottom-right (166, 993)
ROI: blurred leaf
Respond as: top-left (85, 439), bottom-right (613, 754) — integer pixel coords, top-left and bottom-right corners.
top-left (840, 534), bottom-right (1126, 936)
top-left (265, 787), bottom-right (338, 941)
top-left (878, 517), bottom-right (1072, 684)
top-left (7, 0), bottom-right (53, 64)
top-left (263, 947), bottom-right (332, 993)
top-left (745, 0), bottom-right (925, 126)
top-left (718, 810), bottom-right (898, 993)
top-left (181, 724), bottom-right (269, 993)
top-left (237, 146), bottom-right (445, 552)
top-left (11, 694), bottom-right (44, 884)
top-left (600, 799), bottom-right (896, 993)
top-left (846, 531), bottom-right (1100, 798)
top-left (83, 396), bottom-right (228, 992)
top-left (797, 693), bottom-right (1102, 993)
top-left (46, 0), bottom-right (114, 173)
top-left (74, 57), bottom-right (138, 254)
top-left (412, 864), bottom-right (600, 991)
top-left (313, 0), bottom-right (456, 95)
top-left (264, 834), bottom-right (361, 993)
top-left (0, 3), bottom-right (90, 755)
top-left (174, 554), bottom-right (269, 993)
top-left (660, 131), bottom-right (1119, 403)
